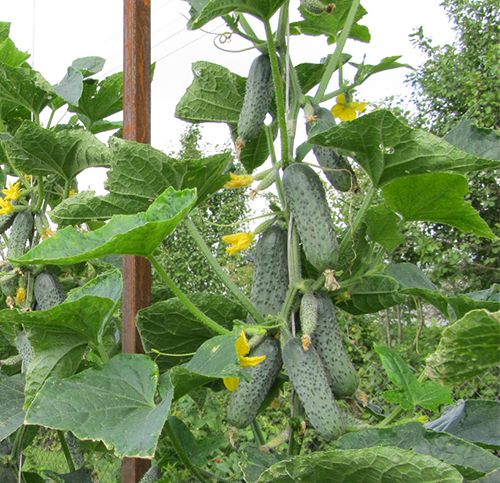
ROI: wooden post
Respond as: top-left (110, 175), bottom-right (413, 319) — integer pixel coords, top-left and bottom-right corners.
top-left (122, 0), bottom-right (152, 481)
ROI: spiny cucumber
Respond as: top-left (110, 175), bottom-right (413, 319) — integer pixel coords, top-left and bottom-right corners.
top-left (306, 106), bottom-right (357, 192)
top-left (34, 271), bottom-right (67, 310)
top-left (7, 210), bottom-right (33, 263)
top-left (0, 210), bottom-right (17, 236)
top-left (247, 225), bottom-right (288, 325)
top-left (65, 431), bottom-right (85, 469)
top-left (300, 292), bottom-right (319, 350)
top-left (16, 330), bottom-right (34, 370)
top-left (282, 337), bottom-right (345, 440)
top-left (237, 54), bottom-right (274, 143)
top-left (311, 292), bottom-right (359, 398)
top-left (227, 337), bottom-right (282, 428)
top-left (139, 465), bottom-right (164, 483)
top-left (282, 163), bottom-right (338, 273)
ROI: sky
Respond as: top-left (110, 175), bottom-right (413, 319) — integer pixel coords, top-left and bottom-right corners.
top-left (0, 0), bottom-right (456, 191)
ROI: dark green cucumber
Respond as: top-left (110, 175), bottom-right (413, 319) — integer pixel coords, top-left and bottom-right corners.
top-left (139, 465), bottom-right (164, 483)
top-left (0, 263), bottom-right (19, 297)
top-left (0, 210), bottom-right (17, 236)
top-left (34, 271), bottom-right (67, 310)
top-left (301, 0), bottom-right (326, 14)
top-left (311, 292), bottom-right (359, 398)
top-left (247, 225), bottom-right (289, 325)
top-left (282, 163), bottom-right (339, 272)
top-left (282, 337), bottom-right (345, 440)
top-left (300, 292), bottom-right (319, 350)
top-left (16, 330), bottom-right (34, 370)
top-left (7, 210), bottom-right (33, 263)
top-left (238, 54), bottom-right (274, 142)
top-left (227, 337), bottom-right (282, 428)
top-left (306, 106), bottom-right (357, 192)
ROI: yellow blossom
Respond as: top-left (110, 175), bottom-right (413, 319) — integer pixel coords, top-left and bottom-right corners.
top-left (224, 172), bottom-right (254, 189)
top-left (0, 197), bottom-right (14, 215)
top-left (41, 227), bottom-right (55, 240)
top-left (331, 94), bottom-right (366, 122)
top-left (223, 331), bottom-right (267, 391)
top-left (69, 190), bottom-right (77, 197)
top-left (2, 181), bottom-right (21, 201)
top-left (222, 232), bottom-right (254, 256)
top-left (15, 287), bottom-right (26, 306)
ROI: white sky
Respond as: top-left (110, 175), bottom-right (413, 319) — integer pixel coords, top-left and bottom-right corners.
top-left (0, 0), bottom-right (455, 191)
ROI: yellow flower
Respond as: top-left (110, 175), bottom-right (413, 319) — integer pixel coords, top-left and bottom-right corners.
top-left (41, 227), bottom-right (55, 240)
top-left (0, 197), bottom-right (14, 215)
top-left (331, 94), bottom-right (366, 121)
top-left (69, 190), bottom-right (77, 197)
top-left (224, 172), bottom-right (254, 189)
top-left (15, 287), bottom-right (26, 306)
top-left (2, 181), bottom-right (21, 201)
top-left (223, 331), bottom-right (267, 391)
top-left (222, 232), bottom-right (254, 256)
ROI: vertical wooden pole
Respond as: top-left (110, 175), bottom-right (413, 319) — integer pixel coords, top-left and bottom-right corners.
top-left (122, 1), bottom-right (152, 481)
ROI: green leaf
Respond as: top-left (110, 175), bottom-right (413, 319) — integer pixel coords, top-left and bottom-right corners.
top-left (444, 120), bottom-right (500, 160)
top-left (375, 344), bottom-right (453, 411)
top-left (364, 205), bottom-right (406, 251)
top-left (14, 187), bottom-right (197, 265)
top-left (295, 55), bottom-right (351, 95)
top-left (382, 172), bottom-right (496, 238)
top-left (308, 110), bottom-right (500, 187)
top-left (426, 400), bottom-right (500, 449)
top-left (0, 374), bottom-right (25, 440)
top-left (334, 422), bottom-right (500, 481)
top-left (291, 1), bottom-right (368, 43)
top-left (66, 270), bottom-right (123, 303)
top-left (335, 275), bottom-right (406, 315)
top-left (185, 0), bottom-right (287, 29)
top-left (350, 56), bottom-right (413, 82)
top-left (43, 468), bottom-right (94, 483)
top-left (0, 33), bottom-right (31, 67)
top-left (0, 296), bottom-right (115, 406)
top-left (2, 121), bottom-right (111, 182)
top-left (137, 293), bottom-right (242, 372)
top-left (256, 446), bottom-right (463, 483)
top-left (168, 366), bottom-right (216, 400)
top-left (175, 61), bottom-right (245, 124)
top-left (474, 470), bottom-right (500, 483)
top-left (26, 354), bottom-right (173, 458)
top-left (71, 57), bottom-right (106, 78)
top-left (426, 310), bottom-right (500, 386)
top-left (54, 66), bottom-right (84, 105)
top-left (384, 263), bottom-right (437, 291)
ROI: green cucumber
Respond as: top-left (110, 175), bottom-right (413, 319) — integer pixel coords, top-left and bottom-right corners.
top-left (301, 0), bottom-right (326, 14)
top-left (0, 210), bottom-right (17, 236)
top-left (311, 292), bottom-right (359, 398)
top-left (237, 54), bottom-right (274, 143)
top-left (282, 163), bottom-right (339, 272)
top-left (247, 225), bottom-right (289, 325)
top-left (34, 271), bottom-right (67, 310)
top-left (65, 431), bottom-right (84, 469)
top-left (16, 330), bottom-right (34, 370)
top-left (7, 210), bottom-right (33, 263)
top-left (300, 292), bottom-right (319, 350)
top-left (306, 106), bottom-right (357, 192)
top-left (0, 264), bottom-right (19, 297)
top-left (282, 337), bottom-right (345, 440)
top-left (227, 337), bottom-right (282, 428)
top-left (139, 465), bottom-right (163, 483)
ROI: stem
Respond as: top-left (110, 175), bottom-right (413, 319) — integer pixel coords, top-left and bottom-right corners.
top-left (149, 255), bottom-right (230, 335)
top-left (57, 430), bottom-right (76, 473)
top-left (250, 420), bottom-right (266, 447)
top-left (222, 15), bottom-right (262, 45)
top-left (184, 218), bottom-right (267, 326)
top-left (164, 419), bottom-right (211, 483)
top-left (314, 0), bottom-right (362, 102)
top-left (264, 20), bottom-right (290, 167)
top-left (29, 176), bottom-right (44, 213)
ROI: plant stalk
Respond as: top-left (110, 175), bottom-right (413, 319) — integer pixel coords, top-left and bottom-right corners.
top-left (57, 430), bottom-right (76, 473)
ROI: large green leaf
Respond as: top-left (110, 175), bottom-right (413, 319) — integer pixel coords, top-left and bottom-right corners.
top-left (364, 205), bottom-right (406, 251)
top-left (256, 446), bottom-right (463, 483)
top-left (308, 110), bottom-right (500, 187)
top-left (137, 294), bottom-right (242, 372)
top-left (54, 66), bottom-right (84, 105)
top-left (334, 422), bottom-right (500, 481)
top-left (382, 172), bottom-right (496, 239)
top-left (375, 344), bottom-right (453, 411)
top-left (295, 55), bottom-right (351, 95)
top-left (168, 366), bottom-right (216, 400)
top-left (2, 121), bottom-right (111, 181)
top-left (426, 310), bottom-right (500, 386)
top-left (384, 263), bottom-right (437, 291)
top-left (0, 23), bottom-right (31, 67)
top-left (66, 269), bottom-right (123, 304)
top-left (26, 354), bottom-right (173, 458)
top-left (0, 296), bottom-right (115, 406)
top-left (444, 120), bottom-right (500, 160)
top-left (13, 187), bottom-right (196, 265)
top-left (426, 400), bottom-right (500, 450)
top-left (185, 0), bottom-right (287, 29)
top-left (175, 61), bottom-right (245, 124)
top-left (0, 374), bottom-right (25, 440)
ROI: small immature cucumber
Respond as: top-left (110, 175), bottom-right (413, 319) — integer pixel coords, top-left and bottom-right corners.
top-left (227, 337), bottom-right (282, 428)
top-left (34, 271), bottom-right (67, 310)
top-left (139, 465), bottom-right (164, 483)
top-left (300, 292), bottom-right (319, 350)
top-left (65, 431), bottom-right (84, 469)
top-left (282, 163), bottom-right (339, 273)
top-left (301, 0), bottom-right (326, 14)
top-left (306, 106), bottom-right (357, 192)
top-left (0, 210), bottom-right (17, 236)
top-left (311, 292), bottom-right (359, 398)
top-left (0, 263), bottom-right (19, 297)
top-left (282, 337), bottom-right (345, 440)
top-left (237, 54), bottom-right (274, 142)
top-left (7, 210), bottom-right (34, 263)
top-left (247, 225), bottom-right (289, 325)
top-left (16, 330), bottom-right (34, 370)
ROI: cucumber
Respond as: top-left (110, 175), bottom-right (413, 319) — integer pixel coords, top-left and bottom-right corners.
top-left (0, 210), bottom-right (17, 236)
top-left (65, 431), bottom-right (84, 468)
top-left (247, 225), bottom-right (289, 325)
top-left (34, 271), bottom-right (67, 310)
top-left (7, 210), bottom-right (33, 263)
top-left (301, 0), bottom-right (326, 14)
top-left (16, 330), bottom-right (34, 370)
top-left (282, 337), bottom-right (345, 440)
top-left (282, 163), bottom-right (339, 273)
top-left (300, 292), bottom-right (319, 350)
top-left (311, 292), bottom-right (359, 398)
top-left (0, 263), bottom-right (19, 297)
top-left (139, 465), bottom-right (163, 483)
top-left (227, 337), bottom-right (282, 428)
top-left (306, 106), bottom-right (357, 192)
top-left (237, 54), bottom-right (274, 143)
